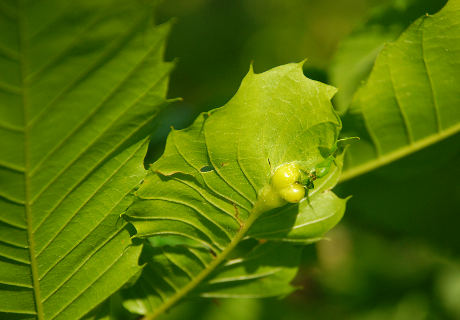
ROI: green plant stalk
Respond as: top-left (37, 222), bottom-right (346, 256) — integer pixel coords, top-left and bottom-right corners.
top-left (142, 202), bottom-right (267, 320)
top-left (340, 122), bottom-right (460, 182)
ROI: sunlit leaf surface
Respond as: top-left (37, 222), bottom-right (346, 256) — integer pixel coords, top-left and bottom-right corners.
top-left (124, 63), bottom-right (347, 318)
top-left (340, 0), bottom-right (460, 181)
top-left (330, 0), bottom-right (447, 113)
top-left (0, 0), bottom-right (172, 318)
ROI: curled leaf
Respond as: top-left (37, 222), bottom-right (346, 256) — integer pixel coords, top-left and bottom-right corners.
top-left (123, 62), bottom-right (348, 316)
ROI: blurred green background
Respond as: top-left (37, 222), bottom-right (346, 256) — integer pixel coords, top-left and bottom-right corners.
top-left (145, 0), bottom-right (460, 319)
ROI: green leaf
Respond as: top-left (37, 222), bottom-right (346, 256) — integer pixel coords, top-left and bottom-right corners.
top-left (339, 0), bottom-right (460, 181)
top-left (331, 27), bottom-right (399, 114)
top-left (121, 241), bottom-right (302, 315)
top-left (0, 0), bottom-right (172, 319)
top-left (248, 191), bottom-right (347, 243)
top-left (124, 62), bottom-right (347, 318)
top-left (82, 292), bottom-right (137, 320)
top-left (332, 0), bottom-right (460, 253)
top-left (336, 127), bottom-right (460, 254)
top-left (330, 0), bottom-right (447, 113)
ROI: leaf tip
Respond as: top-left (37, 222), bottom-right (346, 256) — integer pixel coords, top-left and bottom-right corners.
top-left (169, 16), bottom-right (179, 26)
top-left (298, 58), bottom-right (308, 67)
top-left (168, 97), bottom-right (183, 103)
top-left (248, 61), bottom-right (255, 75)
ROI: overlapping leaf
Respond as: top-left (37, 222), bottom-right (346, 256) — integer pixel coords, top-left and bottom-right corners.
top-left (124, 62), bottom-right (348, 318)
top-left (121, 241), bottom-right (302, 315)
top-left (339, 0), bottom-right (460, 181)
top-left (0, 0), bottom-right (172, 319)
top-left (330, 0), bottom-right (446, 113)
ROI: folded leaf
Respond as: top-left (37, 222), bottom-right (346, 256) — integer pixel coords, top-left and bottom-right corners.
top-left (124, 62), bottom-right (348, 318)
top-left (248, 191), bottom-right (347, 243)
top-left (122, 241), bottom-right (302, 315)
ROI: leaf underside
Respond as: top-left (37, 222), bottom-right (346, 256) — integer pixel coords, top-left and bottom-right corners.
top-left (340, 0), bottom-right (460, 181)
top-left (123, 63), bottom-right (347, 317)
top-left (0, 0), bottom-right (172, 319)
top-left (330, 0), bottom-right (447, 113)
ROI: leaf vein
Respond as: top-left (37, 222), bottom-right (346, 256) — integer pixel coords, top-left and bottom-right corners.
top-left (35, 140), bottom-right (147, 256)
top-left (48, 246), bottom-right (127, 320)
top-left (135, 194), bottom-right (232, 244)
top-left (161, 248), bottom-right (195, 280)
top-left (421, 17), bottom-right (442, 132)
top-left (41, 228), bottom-right (124, 302)
top-left (388, 57), bottom-right (413, 143)
top-left (31, 70), bottom-right (169, 231)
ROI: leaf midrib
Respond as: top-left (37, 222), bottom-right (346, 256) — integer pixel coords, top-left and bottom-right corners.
top-left (142, 205), bottom-right (265, 320)
top-left (17, 1), bottom-right (44, 318)
top-left (340, 122), bottom-right (460, 182)
top-left (340, 11), bottom-right (459, 183)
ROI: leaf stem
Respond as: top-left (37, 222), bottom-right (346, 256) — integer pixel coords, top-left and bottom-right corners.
top-left (142, 203), bottom-right (266, 320)
top-left (339, 122), bottom-right (460, 182)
